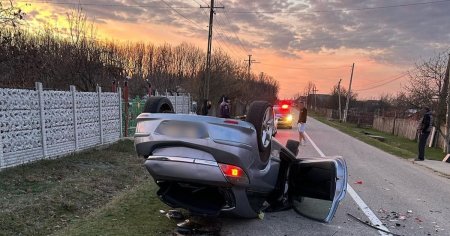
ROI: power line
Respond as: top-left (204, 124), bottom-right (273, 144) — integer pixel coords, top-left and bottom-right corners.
top-left (353, 71), bottom-right (408, 89)
top-left (214, 17), bottom-right (247, 58)
top-left (159, 0), bottom-right (207, 32)
top-left (214, 31), bottom-right (242, 59)
top-left (190, 0), bottom-right (203, 7)
top-left (218, 1), bottom-right (251, 55)
top-left (197, 1), bottom-right (248, 58)
top-left (25, 0), bottom-right (200, 8)
top-left (28, 0), bottom-right (450, 14)
top-left (226, 0), bottom-right (450, 14)
top-left (196, 7), bottom-right (240, 59)
top-left (354, 72), bottom-right (408, 92)
top-left (217, 10), bottom-right (250, 55)
top-left (199, 5), bottom-right (245, 59)
top-left (259, 63), bottom-right (350, 70)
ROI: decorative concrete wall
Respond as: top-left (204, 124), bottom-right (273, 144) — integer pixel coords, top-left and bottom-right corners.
top-left (0, 83), bottom-right (122, 170)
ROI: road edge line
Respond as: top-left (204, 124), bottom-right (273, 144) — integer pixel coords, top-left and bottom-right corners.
top-left (304, 131), bottom-right (391, 236)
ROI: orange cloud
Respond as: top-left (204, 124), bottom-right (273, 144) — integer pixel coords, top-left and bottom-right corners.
top-left (13, 0), bottom-right (416, 100)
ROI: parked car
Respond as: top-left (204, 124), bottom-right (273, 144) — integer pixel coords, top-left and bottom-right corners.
top-left (134, 97), bottom-right (347, 223)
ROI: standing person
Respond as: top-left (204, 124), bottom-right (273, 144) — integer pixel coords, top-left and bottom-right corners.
top-left (201, 99), bottom-right (212, 116)
top-left (219, 97), bottom-right (231, 118)
top-left (298, 101), bottom-right (308, 145)
top-left (416, 107), bottom-right (433, 161)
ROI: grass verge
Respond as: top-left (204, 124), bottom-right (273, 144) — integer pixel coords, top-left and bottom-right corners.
top-left (310, 112), bottom-right (444, 161)
top-left (0, 140), bottom-right (172, 235)
top-left (53, 181), bottom-right (175, 236)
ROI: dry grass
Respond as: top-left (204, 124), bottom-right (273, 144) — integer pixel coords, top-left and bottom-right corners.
top-left (0, 140), bottom-right (161, 236)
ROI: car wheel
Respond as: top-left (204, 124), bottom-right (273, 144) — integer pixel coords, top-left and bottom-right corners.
top-left (246, 101), bottom-right (274, 163)
top-left (143, 97), bottom-right (174, 113)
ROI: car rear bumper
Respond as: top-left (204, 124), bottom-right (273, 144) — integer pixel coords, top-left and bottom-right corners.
top-left (277, 120), bottom-right (293, 127)
top-left (144, 156), bottom-right (229, 186)
top-left (145, 156), bottom-right (259, 218)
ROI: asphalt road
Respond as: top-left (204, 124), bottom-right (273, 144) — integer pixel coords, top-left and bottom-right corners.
top-left (222, 115), bottom-right (450, 236)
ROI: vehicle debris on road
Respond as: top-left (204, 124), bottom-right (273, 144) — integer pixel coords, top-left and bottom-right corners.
top-left (347, 213), bottom-right (402, 236)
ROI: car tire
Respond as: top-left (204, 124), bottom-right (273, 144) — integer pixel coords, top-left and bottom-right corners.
top-left (246, 101), bottom-right (274, 163)
top-left (143, 97), bottom-right (174, 113)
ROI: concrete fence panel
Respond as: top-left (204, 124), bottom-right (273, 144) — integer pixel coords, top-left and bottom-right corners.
top-left (0, 83), bottom-right (122, 170)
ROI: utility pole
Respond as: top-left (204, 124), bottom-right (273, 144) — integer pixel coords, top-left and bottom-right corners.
top-left (312, 85), bottom-right (318, 111)
top-left (444, 54), bottom-right (450, 153)
top-left (338, 79), bottom-right (342, 122)
top-left (244, 55), bottom-right (259, 77)
top-left (201, 0), bottom-right (224, 101)
top-left (344, 63), bottom-right (355, 122)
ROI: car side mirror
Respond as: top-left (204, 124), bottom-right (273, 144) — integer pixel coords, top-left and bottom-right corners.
top-left (286, 139), bottom-right (299, 156)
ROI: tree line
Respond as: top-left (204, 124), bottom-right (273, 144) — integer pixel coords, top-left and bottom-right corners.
top-left (0, 7), bottom-right (279, 112)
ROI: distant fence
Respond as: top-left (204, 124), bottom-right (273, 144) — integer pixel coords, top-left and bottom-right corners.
top-left (373, 116), bottom-right (419, 140)
top-left (125, 92), bottom-right (192, 136)
top-left (0, 83), bottom-right (122, 170)
top-left (315, 108), bottom-right (374, 126)
top-left (373, 115), bottom-right (446, 149)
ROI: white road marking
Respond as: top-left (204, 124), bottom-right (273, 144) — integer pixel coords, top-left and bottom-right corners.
top-left (304, 131), bottom-right (392, 236)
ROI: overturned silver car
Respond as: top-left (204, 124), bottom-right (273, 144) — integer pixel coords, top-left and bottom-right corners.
top-left (134, 97), bottom-right (347, 223)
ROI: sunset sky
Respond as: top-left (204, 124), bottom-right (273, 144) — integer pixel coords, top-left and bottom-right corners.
top-left (13, 0), bottom-right (450, 99)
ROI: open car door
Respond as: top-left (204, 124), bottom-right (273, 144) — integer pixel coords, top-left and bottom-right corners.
top-left (288, 157), bottom-right (347, 223)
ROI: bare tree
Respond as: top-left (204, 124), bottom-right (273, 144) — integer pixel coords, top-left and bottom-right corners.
top-left (0, 0), bottom-right (24, 28)
top-left (406, 51), bottom-right (449, 109)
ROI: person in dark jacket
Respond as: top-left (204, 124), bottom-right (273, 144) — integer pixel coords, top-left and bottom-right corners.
top-left (298, 101), bottom-right (308, 145)
top-left (416, 107), bottom-right (433, 161)
top-left (219, 97), bottom-right (231, 118)
top-left (201, 99), bottom-right (211, 116)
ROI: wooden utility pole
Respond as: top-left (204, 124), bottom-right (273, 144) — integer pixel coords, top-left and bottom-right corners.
top-left (201, 0), bottom-right (224, 101)
top-left (244, 55), bottom-right (259, 77)
top-left (344, 63), bottom-right (355, 122)
top-left (313, 85), bottom-right (318, 110)
top-left (444, 54), bottom-right (450, 153)
top-left (338, 79), bottom-right (342, 121)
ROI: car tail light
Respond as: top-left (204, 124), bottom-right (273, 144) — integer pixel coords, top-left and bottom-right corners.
top-left (219, 163), bottom-right (249, 185)
top-left (224, 120), bottom-right (239, 125)
top-left (281, 104), bottom-right (289, 109)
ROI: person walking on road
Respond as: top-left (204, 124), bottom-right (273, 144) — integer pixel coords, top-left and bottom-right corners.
top-left (298, 101), bottom-right (308, 145)
top-left (416, 107), bottom-right (433, 161)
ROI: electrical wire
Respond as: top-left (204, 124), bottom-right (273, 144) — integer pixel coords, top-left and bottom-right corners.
top-left (24, 0), bottom-right (200, 9)
top-left (27, 0), bottom-right (450, 14)
top-left (354, 72), bottom-right (408, 92)
top-left (214, 16), bottom-right (248, 58)
top-left (218, 8), bottom-right (250, 55)
top-left (259, 63), bottom-right (351, 70)
top-left (159, 0), bottom-right (207, 32)
top-left (226, 0), bottom-right (450, 14)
